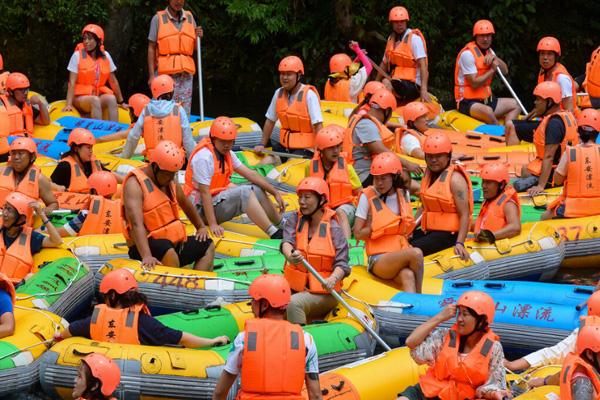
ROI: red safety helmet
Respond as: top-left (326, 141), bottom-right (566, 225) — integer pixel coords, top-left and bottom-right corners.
top-left (315, 124), bottom-right (344, 150)
top-left (209, 116), bottom-right (238, 140)
top-left (128, 93), bottom-right (150, 118)
top-left (370, 152), bottom-right (403, 176)
top-left (82, 24), bottom-right (105, 43)
top-left (6, 72), bottom-right (30, 91)
top-left (99, 269), bottom-right (138, 295)
top-left (457, 291), bottom-right (495, 324)
top-left (4, 192), bottom-right (34, 221)
top-left (9, 137), bottom-right (37, 155)
top-left (249, 274), bottom-right (291, 309)
top-left (388, 6), bottom-right (410, 22)
top-left (151, 75), bottom-right (174, 99)
top-left (329, 53), bottom-right (353, 74)
top-left (480, 162), bottom-right (509, 185)
top-left (423, 132), bottom-right (452, 154)
top-left (362, 81), bottom-right (386, 98)
top-left (577, 108), bottom-right (600, 132)
top-left (587, 291), bottom-right (600, 317)
top-left (473, 19), bottom-right (495, 36)
top-left (576, 322), bottom-right (600, 355)
top-left (82, 353), bottom-right (120, 396)
top-left (296, 177), bottom-right (330, 203)
top-left (537, 36), bottom-right (561, 56)
top-left (533, 81), bottom-right (562, 104)
top-left (403, 102), bottom-right (429, 124)
top-left (369, 88), bottom-right (397, 111)
top-left (88, 171), bottom-right (118, 198)
top-left (148, 140), bottom-right (185, 172)
top-left (68, 128), bottom-right (96, 146)
top-left (278, 56), bottom-right (304, 74)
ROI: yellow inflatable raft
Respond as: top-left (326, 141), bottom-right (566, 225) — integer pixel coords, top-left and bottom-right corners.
top-left (541, 216), bottom-right (600, 268)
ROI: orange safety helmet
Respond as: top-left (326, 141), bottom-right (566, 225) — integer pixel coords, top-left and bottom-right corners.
top-left (533, 81), bottom-right (562, 104)
top-left (128, 93), bottom-right (150, 118)
top-left (249, 274), bottom-right (291, 309)
top-left (537, 36), bottom-right (561, 56)
top-left (0, 53), bottom-right (3, 70)
top-left (68, 128), bottom-right (96, 147)
top-left (148, 140), bottom-right (185, 172)
top-left (369, 88), bottom-right (397, 111)
top-left (82, 353), bottom-right (121, 396)
top-left (329, 53), bottom-right (353, 74)
top-left (278, 56), bottom-right (304, 74)
top-left (480, 162), bottom-right (509, 184)
top-left (6, 72), bottom-right (30, 91)
top-left (403, 102), bottom-right (429, 124)
top-left (296, 177), bottom-right (330, 202)
top-left (587, 291), bottom-right (600, 317)
top-left (388, 6), bottom-right (410, 22)
top-left (370, 152), bottom-right (403, 176)
top-left (88, 171), bottom-right (118, 198)
top-left (82, 24), bottom-right (105, 43)
top-left (209, 116), bottom-right (238, 140)
top-left (99, 268), bottom-right (138, 295)
top-left (10, 137), bottom-right (37, 155)
top-left (457, 290), bottom-right (495, 324)
top-left (362, 81), bottom-right (386, 98)
top-left (151, 74), bottom-right (175, 99)
top-left (473, 19), bottom-right (495, 36)
top-left (576, 322), bottom-right (600, 355)
top-left (577, 108), bottom-right (600, 132)
top-left (4, 192), bottom-right (34, 221)
top-left (315, 124), bottom-right (345, 150)
top-left (423, 132), bottom-right (452, 154)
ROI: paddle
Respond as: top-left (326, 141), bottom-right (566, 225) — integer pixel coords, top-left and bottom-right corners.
top-left (489, 50), bottom-right (528, 115)
top-left (238, 146), bottom-right (309, 159)
top-left (196, 30), bottom-right (205, 121)
top-left (362, 53), bottom-right (409, 98)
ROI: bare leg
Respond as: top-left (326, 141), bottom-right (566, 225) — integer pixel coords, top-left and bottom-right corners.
top-left (540, 209), bottom-right (553, 220)
top-left (100, 94), bottom-right (118, 121)
top-left (73, 95), bottom-right (102, 119)
top-left (371, 247), bottom-right (424, 293)
top-left (494, 97), bottom-right (521, 122)
top-left (245, 190), bottom-right (276, 232)
top-left (505, 123), bottom-right (520, 146)
top-left (469, 103), bottom-right (498, 125)
top-left (194, 242), bottom-right (215, 271)
top-left (161, 248), bottom-right (180, 267)
top-left (253, 186), bottom-right (282, 225)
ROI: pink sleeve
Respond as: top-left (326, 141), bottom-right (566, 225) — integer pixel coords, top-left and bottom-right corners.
top-left (353, 46), bottom-right (373, 76)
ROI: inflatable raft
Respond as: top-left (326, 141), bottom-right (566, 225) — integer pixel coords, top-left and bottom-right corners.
top-left (541, 216), bottom-right (600, 269)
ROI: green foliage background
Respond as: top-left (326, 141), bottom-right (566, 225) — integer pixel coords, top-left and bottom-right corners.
top-left (1, 0), bottom-right (598, 119)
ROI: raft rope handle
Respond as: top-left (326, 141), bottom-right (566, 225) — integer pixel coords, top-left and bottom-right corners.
top-left (15, 260), bottom-right (85, 301)
top-left (213, 237), bottom-right (280, 251)
top-left (0, 338), bottom-right (54, 361)
top-left (276, 159), bottom-right (308, 181)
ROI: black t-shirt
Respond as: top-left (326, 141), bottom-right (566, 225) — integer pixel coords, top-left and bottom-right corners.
top-left (544, 115), bottom-right (567, 165)
top-left (50, 159), bottom-right (109, 188)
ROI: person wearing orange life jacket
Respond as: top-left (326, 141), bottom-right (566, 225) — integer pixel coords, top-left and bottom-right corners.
top-left (351, 80), bottom-right (386, 118)
top-left (72, 353), bottom-right (121, 400)
top-left (185, 116), bottom-right (285, 239)
top-left (96, 93), bottom-right (151, 143)
top-left (0, 192), bottom-right (62, 284)
top-left (63, 24), bottom-right (127, 121)
top-left (281, 177), bottom-right (350, 324)
top-left (147, 0), bottom-right (203, 116)
top-left (324, 42), bottom-right (372, 103)
top-left (354, 152), bottom-right (424, 293)
top-left (580, 46), bottom-right (600, 108)
top-left (57, 171), bottom-right (122, 237)
top-left (411, 133), bottom-right (473, 260)
top-left (0, 138), bottom-right (58, 214)
top-left (212, 274), bottom-right (323, 400)
top-left (122, 140), bottom-right (214, 270)
top-left (397, 101), bottom-right (430, 159)
top-left (473, 162), bottom-right (521, 243)
top-left (57, 269), bottom-right (228, 348)
top-left (542, 108), bottom-right (600, 220)
top-left (254, 56), bottom-right (323, 163)
top-left (398, 291), bottom-right (509, 400)
top-left (454, 20), bottom-right (520, 127)
top-left (511, 81), bottom-right (579, 195)
top-left (120, 75), bottom-right (196, 159)
top-left (378, 6), bottom-right (431, 104)
top-left (0, 273), bottom-right (16, 339)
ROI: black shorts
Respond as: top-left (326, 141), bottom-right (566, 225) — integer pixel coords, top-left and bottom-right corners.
top-left (410, 228), bottom-right (458, 257)
top-left (128, 236), bottom-right (213, 266)
top-left (391, 79), bottom-right (421, 103)
top-left (511, 120), bottom-right (541, 143)
top-left (457, 96), bottom-right (498, 116)
top-left (398, 383), bottom-right (439, 400)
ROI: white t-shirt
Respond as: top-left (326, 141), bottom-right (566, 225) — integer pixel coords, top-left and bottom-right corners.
top-left (349, 66), bottom-right (369, 102)
top-left (67, 50), bottom-right (117, 73)
top-left (523, 328), bottom-right (577, 368)
top-left (265, 84), bottom-right (323, 124)
top-left (384, 29), bottom-right (427, 86)
top-left (456, 50), bottom-right (479, 101)
top-left (189, 147), bottom-right (243, 186)
top-left (401, 134), bottom-right (422, 156)
top-left (356, 190), bottom-right (400, 219)
top-left (556, 74), bottom-right (574, 99)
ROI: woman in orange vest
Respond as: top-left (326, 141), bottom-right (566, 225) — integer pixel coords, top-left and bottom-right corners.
top-left (542, 108), bottom-right (600, 220)
top-left (0, 192), bottom-right (62, 284)
top-left (399, 291), bottom-right (508, 400)
top-left (96, 93), bottom-right (151, 143)
top-left (281, 177), bottom-right (350, 324)
top-left (412, 133), bottom-right (473, 260)
top-left (308, 124), bottom-right (361, 238)
top-left (473, 162), bottom-right (521, 242)
top-left (398, 101), bottom-right (429, 159)
top-left (0, 273), bottom-right (15, 339)
top-left (354, 152), bottom-right (424, 293)
top-left (213, 274), bottom-right (322, 400)
top-left (72, 353), bottom-right (120, 400)
top-left (324, 42), bottom-right (371, 103)
top-left (62, 24), bottom-right (127, 121)
top-left (560, 321), bottom-right (600, 400)
top-left (57, 269), bottom-right (228, 348)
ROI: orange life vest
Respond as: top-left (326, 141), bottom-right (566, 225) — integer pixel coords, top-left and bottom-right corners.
top-left (538, 62), bottom-right (578, 112)
top-left (420, 325), bottom-right (499, 400)
top-left (397, 128), bottom-right (426, 155)
top-left (309, 154), bottom-right (354, 208)
top-left (474, 186), bottom-right (520, 234)
top-left (560, 352), bottom-right (600, 400)
top-left (0, 165), bottom-right (40, 206)
top-left (79, 195), bottom-right (122, 236)
top-left (89, 304), bottom-right (149, 345)
top-left (556, 145), bottom-right (600, 218)
top-left (384, 29), bottom-right (427, 81)
top-left (183, 137), bottom-right (233, 197)
top-left (0, 227), bottom-right (34, 284)
top-left (0, 273), bottom-right (16, 305)
top-left (142, 105), bottom-right (183, 155)
top-left (62, 156), bottom-right (103, 194)
top-left (284, 208), bottom-right (342, 294)
top-left (362, 186), bottom-right (415, 256)
top-left (584, 46), bottom-right (600, 98)
top-left (54, 192), bottom-right (91, 211)
top-left (276, 85), bottom-right (320, 149)
top-left (527, 111), bottom-right (579, 176)
top-left (0, 72), bottom-right (8, 95)
top-left (155, 10), bottom-right (196, 75)
top-left (420, 164), bottom-right (474, 233)
top-left (73, 48), bottom-right (113, 97)
top-left (343, 113), bottom-right (396, 164)
top-left (239, 318), bottom-right (305, 400)
top-left (123, 168), bottom-right (186, 244)
top-left (0, 94), bottom-right (34, 138)
top-left (454, 42), bottom-right (493, 102)
top-left (324, 78), bottom-right (352, 102)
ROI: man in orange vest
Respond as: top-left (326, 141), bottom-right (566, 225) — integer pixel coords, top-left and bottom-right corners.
top-left (581, 46), bottom-right (600, 108)
top-left (560, 320), bottom-right (600, 400)
top-left (324, 42), bottom-right (371, 103)
top-left (122, 140), bottom-right (214, 270)
top-left (184, 116), bottom-right (285, 239)
top-left (120, 74), bottom-right (196, 159)
top-left (0, 273), bottom-right (15, 339)
top-left (212, 274), bottom-right (323, 400)
top-left (454, 20), bottom-right (520, 127)
top-left (542, 108), bottom-right (600, 220)
top-left (473, 162), bottom-right (521, 243)
top-left (147, 0), bottom-right (203, 116)
top-left (378, 6), bottom-right (431, 103)
top-left (255, 56), bottom-right (323, 162)
top-left (511, 81), bottom-right (578, 195)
